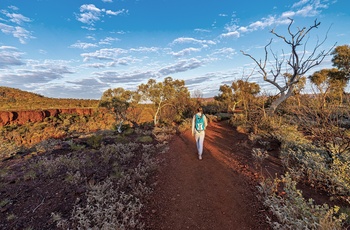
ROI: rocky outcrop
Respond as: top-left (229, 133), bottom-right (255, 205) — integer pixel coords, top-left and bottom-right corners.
top-left (0, 108), bottom-right (99, 126)
top-left (0, 111), bottom-right (14, 126)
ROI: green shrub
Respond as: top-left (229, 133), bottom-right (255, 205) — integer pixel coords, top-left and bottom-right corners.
top-left (137, 135), bottom-right (153, 143)
top-left (280, 140), bottom-right (350, 198)
top-left (258, 173), bottom-right (348, 230)
top-left (86, 135), bottom-right (103, 149)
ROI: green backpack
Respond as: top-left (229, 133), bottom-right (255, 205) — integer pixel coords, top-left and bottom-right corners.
top-left (195, 114), bottom-right (205, 131)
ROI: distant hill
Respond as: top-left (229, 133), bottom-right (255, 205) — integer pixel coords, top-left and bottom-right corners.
top-left (0, 86), bottom-right (99, 110)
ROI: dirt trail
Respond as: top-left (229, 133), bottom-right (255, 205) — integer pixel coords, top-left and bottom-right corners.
top-left (145, 121), bottom-right (272, 230)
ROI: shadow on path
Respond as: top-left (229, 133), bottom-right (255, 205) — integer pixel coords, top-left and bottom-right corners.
top-left (144, 121), bottom-right (271, 230)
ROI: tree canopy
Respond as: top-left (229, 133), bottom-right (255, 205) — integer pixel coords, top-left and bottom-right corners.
top-left (99, 87), bottom-right (140, 132)
top-left (332, 45), bottom-right (350, 80)
top-left (138, 77), bottom-right (190, 125)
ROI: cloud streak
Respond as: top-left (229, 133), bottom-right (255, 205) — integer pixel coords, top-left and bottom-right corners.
top-left (0, 46), bottom-right (25, 68)
top-left (76, 4), bottom-right (128, 30)
top-left (219, 0), bottom-right (331, 38)
top-left (0, 8), bottom-right (34, 44)
top-left (158, 58), bottom-right (204, 76)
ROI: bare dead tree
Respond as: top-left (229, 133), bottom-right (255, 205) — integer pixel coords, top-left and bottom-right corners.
top-left (241, 18), bottom-right (336, 115)
top-left (192, 89), bottom-right (203, 100)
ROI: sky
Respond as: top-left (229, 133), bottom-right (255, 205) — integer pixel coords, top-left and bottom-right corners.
top-left (0, 0), bottom-right (349, 99)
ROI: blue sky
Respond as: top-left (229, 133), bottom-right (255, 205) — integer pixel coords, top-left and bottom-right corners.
top-left (0, 0), bottom-right (349, 99)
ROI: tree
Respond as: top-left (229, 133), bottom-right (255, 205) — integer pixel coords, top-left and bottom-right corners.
top-left (214, 80), bottom-right (261, 114)
top-left (331, 45), bottom-right (350, 80)
top-left (284, 73), bottom-right (306, 107)
top-left (215, 78), bottom-right (260, 113)
top-left (231, 79), bottom-right (261, 120)
top-left (309, 68), bottom-right (347, 107)
top-left (241, 18), bottom-right (335, 115)
top-left (309, 69), bottom-right (333, 108)
top-left (138, 77), bottom-right (190, 125)
top-left (99, 87), bottom-right (139, 132)
top-left (192, 89), bottom-right (203, 100)
top-left (214, 84), bottom-right (235, 112)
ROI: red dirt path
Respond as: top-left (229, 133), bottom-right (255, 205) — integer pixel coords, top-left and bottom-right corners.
top-left (144, 120), bottom-right (276, 230)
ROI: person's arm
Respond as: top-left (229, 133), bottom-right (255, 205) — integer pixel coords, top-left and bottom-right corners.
top-left (192, 115), bottom-right (195, 136)
top-left (204, 115), bottom-right (208, 129)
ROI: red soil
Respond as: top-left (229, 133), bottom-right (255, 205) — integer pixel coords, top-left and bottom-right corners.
top-left (144, 121), bottom-right (277, 229)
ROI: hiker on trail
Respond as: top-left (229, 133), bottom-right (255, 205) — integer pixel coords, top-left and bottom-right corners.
top-left (192, 107), bottom-right (208, 160)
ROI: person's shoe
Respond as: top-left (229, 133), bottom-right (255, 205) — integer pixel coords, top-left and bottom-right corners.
top-left (199, 155), bottom-right (202, 160)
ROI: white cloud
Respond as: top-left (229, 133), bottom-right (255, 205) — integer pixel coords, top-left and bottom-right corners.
top-left (98, 37), bottom-right (120, 45)
top-left (77, 4), bottom-right (102, 25)
top-left (81, 46), bottom-right (160, 64)
top-left (292, 0), bottom-right (330, 17)
top-left (220, 31), bottom-right (240, 38)
top-left (0, 23), bottom-right (34, 44)
top-left (171, 48), bottom-right (201, 57)
top-left (83, 62), bottom-right (107, 68)
top-left (106, 9), bottom-right (128, 16)
top-left (281, 11), bottom-right (296, 18)
top-left (249, 16), bottom-right (277, 31)
top-left (86, 35), bottom-right (96, 40)
top-left (211, 48), bottom-right (236, 58)
top-left (81, 48), bottom-right (128, 62)
top-left (172, 37), bottom-right (216, 46)
top-left (292, 0), bottom-right (310, 8)
top-left (194, 28), bottom-right (211, 33)
top-left (217, 0), bottom-right (332, 40)
top-left (2, 12), bottom-right (31, 25)
top-left (13, 26), bottom-right (35, 44)
top-left (80, 4), bottom-right (101, 13)
top-left (296, 5), bottom-right (319, 17)
top-left (129, 47), bottom-right (160, 53)
top-left (0, 9), bottom-right (34, 44)
top-left (76, 4), bottom-right (128, 30)
top-left (8, 6), bottom-right (19, 11)
top-left (102, 0), bottom-right (113, 2)
top-left (109, 57), bottom-right (140, 66)
top-left (238, 27), bottom-right (248, 33)
top-left (0, 22), bottom-right (13, 34)
top-left (70, 42), bottom-right (98, 49)
top-left (0, 46), bottom-right (24, 68)
top-left (81, 26), bottom-right (96, 31)
top-left (96, 70), bottom-right (156, 84)
top-left (0, 60), bottom-right (74, 86)
top-left (158, 58), bottom-right (204, 76)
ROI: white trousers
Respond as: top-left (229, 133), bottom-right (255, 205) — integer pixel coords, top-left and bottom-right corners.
top-left (194, 130), bottom-right (205, 156)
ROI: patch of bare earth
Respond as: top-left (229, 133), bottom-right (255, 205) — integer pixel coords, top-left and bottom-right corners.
top-left (144, 121), bottom-right (275, 229)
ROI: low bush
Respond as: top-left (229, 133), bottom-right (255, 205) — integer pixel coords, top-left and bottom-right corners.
top-left (258, 173), bottom-right (347, 230)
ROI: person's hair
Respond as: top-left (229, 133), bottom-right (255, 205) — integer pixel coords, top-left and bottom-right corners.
top-left (197, 107), bottom-right (203, 112)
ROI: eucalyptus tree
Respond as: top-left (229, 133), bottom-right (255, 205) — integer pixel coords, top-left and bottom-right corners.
top-left (309, 68), bottom-right (347, 106)
top-left (214, 84), bottom-right (236, 112)
top-left (332, 45), bottom-right (350, 80)
top-left (138, 77), bottom-right (190, 125)
top-left (232, 79), bottom-right (261, 111)
top-left (99, 87), bottom-right (140, 132)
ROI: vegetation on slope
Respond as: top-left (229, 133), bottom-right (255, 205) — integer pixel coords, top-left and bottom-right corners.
top-left (0, 86), bottom-right (99, 110)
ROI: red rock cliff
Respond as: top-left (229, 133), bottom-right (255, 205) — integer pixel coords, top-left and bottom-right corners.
top-left (0, 108), bottom-right (98, 126)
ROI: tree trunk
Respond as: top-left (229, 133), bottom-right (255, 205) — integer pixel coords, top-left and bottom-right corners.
top-left (267, 88), bottom-right (294, 115)
top-left (154, 103), bottom-right (161, 126)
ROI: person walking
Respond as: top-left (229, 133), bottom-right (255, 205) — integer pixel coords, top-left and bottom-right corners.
top-left (192, 107), bottom-right (208, 160)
